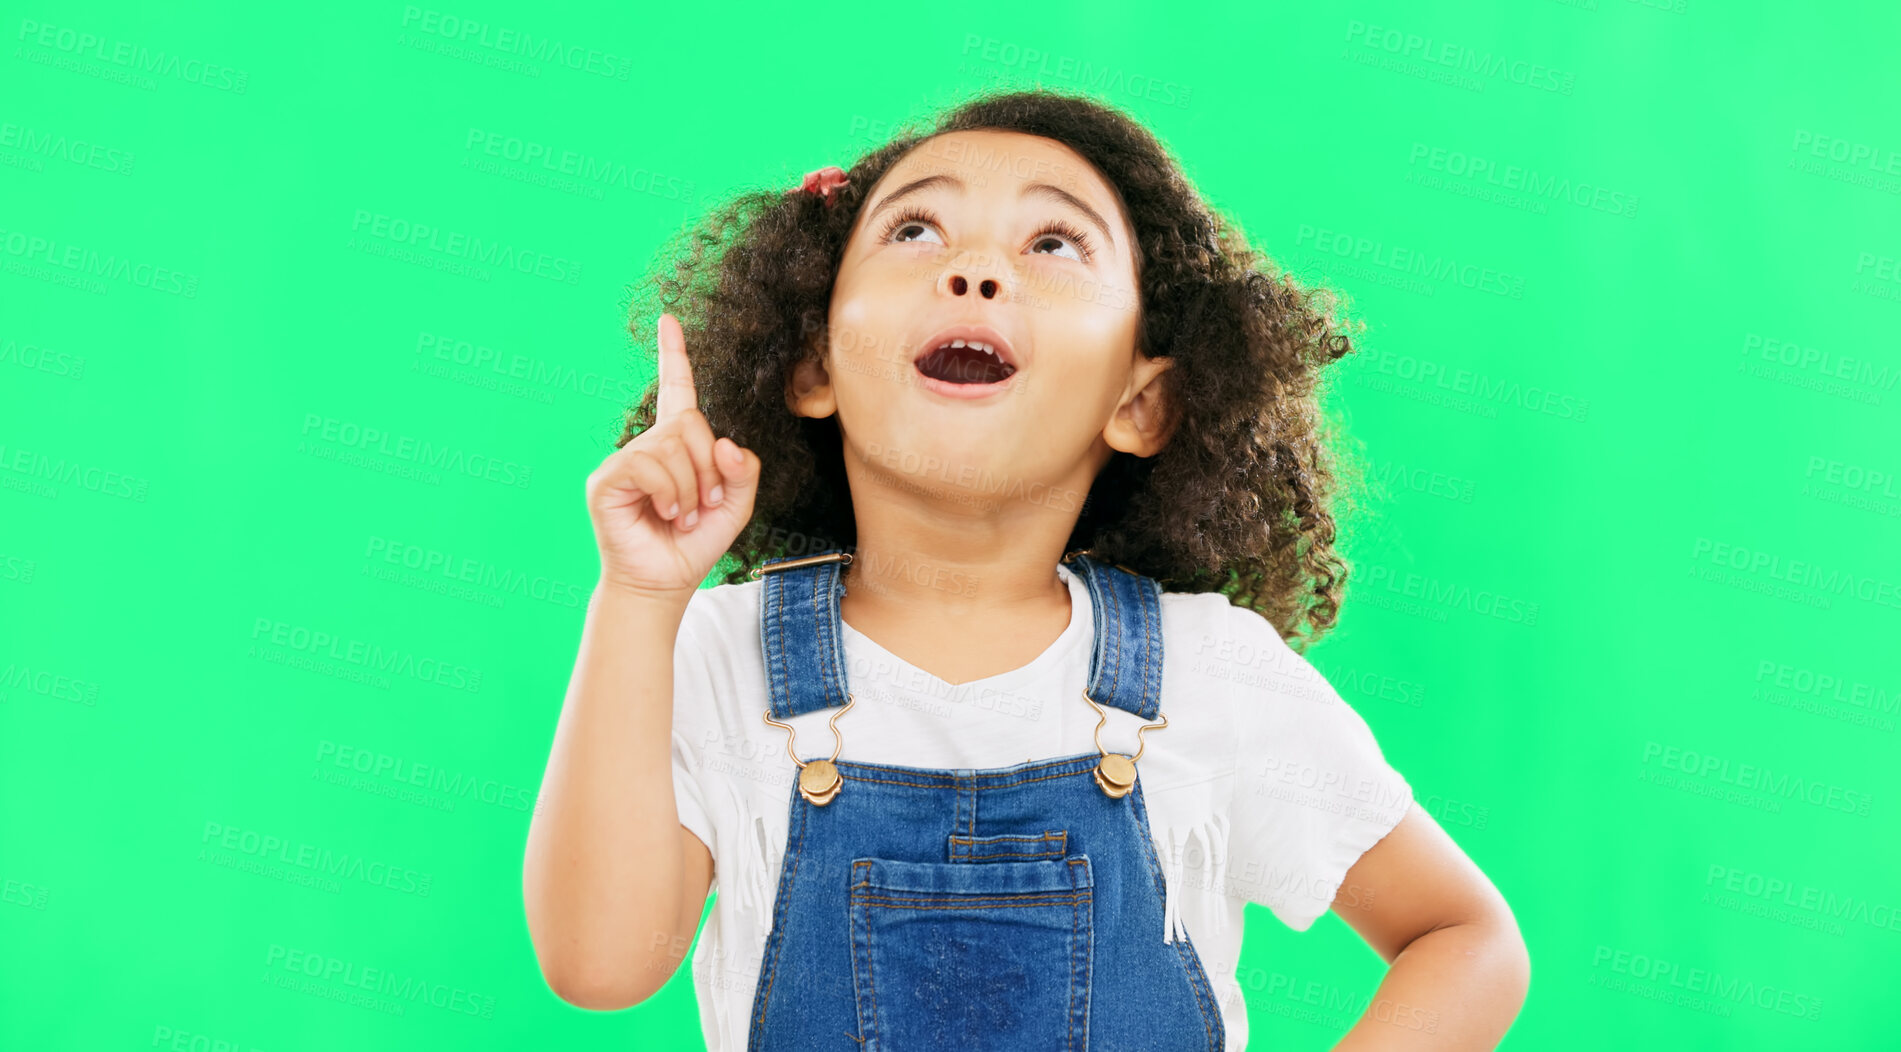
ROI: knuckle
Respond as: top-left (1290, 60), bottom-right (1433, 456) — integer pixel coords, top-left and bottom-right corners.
top-left (627, 462), bottom-right (662, 495)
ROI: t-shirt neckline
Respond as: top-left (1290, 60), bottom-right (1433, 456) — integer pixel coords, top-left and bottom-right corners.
top-left (838, 561), bottom-right (1091, 696)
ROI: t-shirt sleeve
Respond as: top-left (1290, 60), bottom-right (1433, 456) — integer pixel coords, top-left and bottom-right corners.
top-left (669, 593), bottom-right (720, 857)
top-left (1220, 607), bottom-right (1413, 932)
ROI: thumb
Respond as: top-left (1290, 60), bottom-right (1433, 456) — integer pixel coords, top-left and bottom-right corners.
top-left (713, 437), bottom-right (761, 504)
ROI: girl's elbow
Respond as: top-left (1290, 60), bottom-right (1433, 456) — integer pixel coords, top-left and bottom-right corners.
top-left (1437, 892), bottom-right (1529, 1011)
top-left (539, 957), bottom-right (657, 1012)
top-left (1484, 906), bottom-right (1532, 1010)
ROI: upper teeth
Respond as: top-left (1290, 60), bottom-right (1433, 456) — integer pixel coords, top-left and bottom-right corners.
top-left (940, 339), bottom-right (997, 357)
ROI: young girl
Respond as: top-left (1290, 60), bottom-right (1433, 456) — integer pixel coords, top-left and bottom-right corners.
top-left (524, 89), bottom-right (1529, 1051)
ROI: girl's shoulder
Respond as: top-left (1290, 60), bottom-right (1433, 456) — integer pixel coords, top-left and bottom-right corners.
top-left (1157, 586), bottom-right (1310, 683)
top-left (1158, 586), bottom-right (1376, 742)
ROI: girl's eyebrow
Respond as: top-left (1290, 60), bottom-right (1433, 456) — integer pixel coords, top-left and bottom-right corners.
top-left (863, 172), bottom-right (1118, 249)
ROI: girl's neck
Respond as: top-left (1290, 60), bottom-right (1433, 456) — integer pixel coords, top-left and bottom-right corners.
top-left (837, 536), bottom-right (1074, 688)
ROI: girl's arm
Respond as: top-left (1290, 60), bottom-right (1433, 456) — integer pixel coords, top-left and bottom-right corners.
top-left (1329, 805), bottom-right (1531, 1050)
top-left (522, 585), bottom-right (713, 1009)
top-left (522, 312), bottom-right (761, 1010)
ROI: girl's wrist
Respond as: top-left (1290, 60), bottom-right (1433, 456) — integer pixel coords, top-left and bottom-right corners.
top-left (593, 575), bottom-right (696, 613)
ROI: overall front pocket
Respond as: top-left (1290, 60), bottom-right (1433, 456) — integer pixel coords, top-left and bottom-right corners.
top-left (848, 855), bottom-right (1094, 1052)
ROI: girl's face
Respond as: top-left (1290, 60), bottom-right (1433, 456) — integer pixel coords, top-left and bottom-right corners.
top-left (790, 129), bottom-right (1174, 520)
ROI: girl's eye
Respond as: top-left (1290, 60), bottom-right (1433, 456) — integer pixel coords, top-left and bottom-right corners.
top-left (891, 220), bottom-right (944, 245)
top-left (878, 208), bottom-right (1095, 263)
top-left (1028, 222), bottom-right (1094, 263)
top-left (882, 210), bottom-right (945, 245)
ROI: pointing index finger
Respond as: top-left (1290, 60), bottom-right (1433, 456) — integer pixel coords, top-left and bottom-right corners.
top-left (655, 313), bottom-right (699, 421)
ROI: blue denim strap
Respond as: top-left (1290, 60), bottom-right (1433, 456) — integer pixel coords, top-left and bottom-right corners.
top-left (758, 551), bottom-right (854, 721)
top-left (1062, 550), bottom-right (1165, 722)
top-left (757, 548), bottom-right (1163, 722)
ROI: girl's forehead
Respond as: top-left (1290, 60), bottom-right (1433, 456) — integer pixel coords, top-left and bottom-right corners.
top-left (857, 130), bottom-right (1131, 236)
top-left (893, 131), bottom-right (1104, 192)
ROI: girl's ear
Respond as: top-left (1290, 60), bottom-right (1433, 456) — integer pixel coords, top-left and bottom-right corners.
top-left (1102, 355), bottom-right (1177, 458)
top-left (786, 352), bottom-right (838, 419)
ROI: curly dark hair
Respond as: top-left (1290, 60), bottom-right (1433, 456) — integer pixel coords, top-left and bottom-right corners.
top-left (617, 87), bottom-right (1364, 648)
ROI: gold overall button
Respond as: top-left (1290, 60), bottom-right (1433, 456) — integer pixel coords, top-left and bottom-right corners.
top-left (799, 758), bottom-right (843, 806)
top-left (764, 692), bottom-right (856, 808)
top-left (1093, 753), bottom-right (1136, 798)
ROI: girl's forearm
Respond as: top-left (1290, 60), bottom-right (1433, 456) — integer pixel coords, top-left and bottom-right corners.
top-left (522, 581), bottom-right (692, 1007)
top-left (1331, 919), bottom-right (1530, 1052)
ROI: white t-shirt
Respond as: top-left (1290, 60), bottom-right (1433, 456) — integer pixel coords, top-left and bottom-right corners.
top-left (668, 559), bottom-right (1413, 1051)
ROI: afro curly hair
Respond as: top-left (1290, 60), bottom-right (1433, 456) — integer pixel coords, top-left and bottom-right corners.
top-left (619, 87), bottom-right (1365, 649)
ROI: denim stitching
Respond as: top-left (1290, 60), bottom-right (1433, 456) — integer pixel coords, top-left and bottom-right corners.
top-left (1127, 780), bottom-right (1219, 1051)
top-left (1181, 933), bottom-right (1224, 1052)
top-left (1083, 856), bottom-right (1098, 1048)
top-left (851, 861), bottom-right (882, 1049)
top-left (1173, 922), bottom-right (1224, 1051)
top-left (1102, 565), bottom-right (1127, 713)
top-left (1066, 877), bottom-right (1078, 1052)
top-left (849, 860), bottom-right (877, 1049)
top-left (864, 880), bottom-right (880, 1049)
top-left (858, 896), bottom-right (1089, 909)
top-left (825, 561), bottom-right (850, 711)
top-left (812, 567), bottom-right (843, 714)
top-left (749, 791), bottom-right (810, 1045)
top-left (949, 831), bottom-right (1065, 844)
top-left (949, 831), bottom-right (1067, 861)
top-left (1069, 857), bottom-right (1090, 1052)
top-left (1142, 577), bottom-right (1162, 719)
top-left (765, 574), bottom-right (785, 719)
top-left (1086, 561), bottom-right (1112, 707)
top-left (1079, 559), bottom-right (1110, 696)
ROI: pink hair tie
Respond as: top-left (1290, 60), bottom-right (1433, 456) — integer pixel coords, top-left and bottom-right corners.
top-left (796, 165), bottom-right (849, 206)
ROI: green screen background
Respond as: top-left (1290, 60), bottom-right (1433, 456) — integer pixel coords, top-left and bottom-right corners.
top-left (4, 1), bottom-right (1897, 1049)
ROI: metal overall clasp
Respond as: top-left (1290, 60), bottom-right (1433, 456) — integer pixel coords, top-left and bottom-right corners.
top-left (752, 549), bottom-right (857, 805)
top-left (762, 693), bottom-right (855, 806)
top-left (1082, 692), bottom-right (1168, 799)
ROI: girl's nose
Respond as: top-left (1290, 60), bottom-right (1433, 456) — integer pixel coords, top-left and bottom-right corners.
top-left (939, 259), bottom-right (1006, 301)
top-left (947, 274), bottom-right (1001, 299)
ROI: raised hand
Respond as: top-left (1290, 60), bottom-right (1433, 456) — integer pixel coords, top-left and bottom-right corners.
top-left (584, 313), bottom-right (761, 603)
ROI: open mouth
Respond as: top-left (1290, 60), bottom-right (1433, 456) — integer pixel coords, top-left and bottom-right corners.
top-left (913, 335), bottom-right (1019, 386)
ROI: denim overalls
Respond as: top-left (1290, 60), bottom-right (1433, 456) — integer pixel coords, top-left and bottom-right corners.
top-left (744, 548), bottom-right (1226, 1051)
